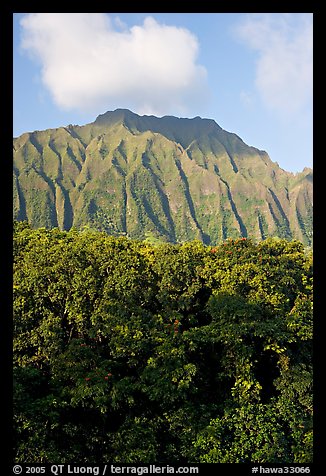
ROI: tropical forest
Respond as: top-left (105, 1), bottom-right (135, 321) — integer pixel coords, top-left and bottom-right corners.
top-left (13, 220), bottom-right (313, 463)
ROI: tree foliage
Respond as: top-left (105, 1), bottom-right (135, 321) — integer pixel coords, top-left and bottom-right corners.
top-left (13, 223), bottom-right (313, 463)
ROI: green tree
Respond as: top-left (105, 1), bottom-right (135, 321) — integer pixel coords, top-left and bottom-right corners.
top-left (13, 224), bottom-right (313, 463)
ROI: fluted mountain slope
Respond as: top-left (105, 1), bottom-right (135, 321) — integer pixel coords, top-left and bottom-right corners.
top-left (13, 109), bottom-right (313, 245)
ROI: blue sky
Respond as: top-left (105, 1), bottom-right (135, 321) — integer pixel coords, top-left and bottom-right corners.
top-left (13, 13), bottom-right (313, 173)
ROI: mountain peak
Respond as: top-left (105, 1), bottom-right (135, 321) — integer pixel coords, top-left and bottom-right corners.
top-left (13, 109), bottom-right (313, 245)
top-left (93, 109), bottom-right (222, 148)
top-left (94, 108), bottom-right (139, 125)
top-left (94, 108), bottom-right (219, 127)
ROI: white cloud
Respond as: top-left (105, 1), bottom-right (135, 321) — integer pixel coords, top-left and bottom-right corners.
top-left (234, 13), bottom-right (313, 119)
top-left (20, 13), bottom-right (208, 116)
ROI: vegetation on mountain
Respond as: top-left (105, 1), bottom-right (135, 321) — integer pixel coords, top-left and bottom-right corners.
top-left (13, 222), bottom-right (313, 463)
top-left (13, 109), bottom-right (313, 245)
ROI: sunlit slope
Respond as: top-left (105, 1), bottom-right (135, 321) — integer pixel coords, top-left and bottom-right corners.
top-left (13, 109), bottom-right (313, 245)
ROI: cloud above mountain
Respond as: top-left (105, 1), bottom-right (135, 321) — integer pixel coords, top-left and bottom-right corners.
top-left (234, 13), bottom-right (312, 119)
top-left (20, 13), bottom-right (208, 116)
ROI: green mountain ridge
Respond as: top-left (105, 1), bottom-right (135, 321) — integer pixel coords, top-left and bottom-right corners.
top-left (13, 109), bottom-right (313, 245)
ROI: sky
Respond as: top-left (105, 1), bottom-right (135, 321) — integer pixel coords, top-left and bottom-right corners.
top-left (13, 13), bottom-right (313, 173)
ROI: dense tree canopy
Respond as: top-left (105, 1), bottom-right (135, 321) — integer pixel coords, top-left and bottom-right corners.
top-left (13, 221), bottom-right (313, 463)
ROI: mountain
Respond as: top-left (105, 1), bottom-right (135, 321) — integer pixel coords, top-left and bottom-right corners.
top-left (13, 109), bottom-right (313, 245)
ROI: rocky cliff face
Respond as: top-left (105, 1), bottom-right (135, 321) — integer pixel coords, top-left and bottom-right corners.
top-left (13, 109), bottom-right (313, 245)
